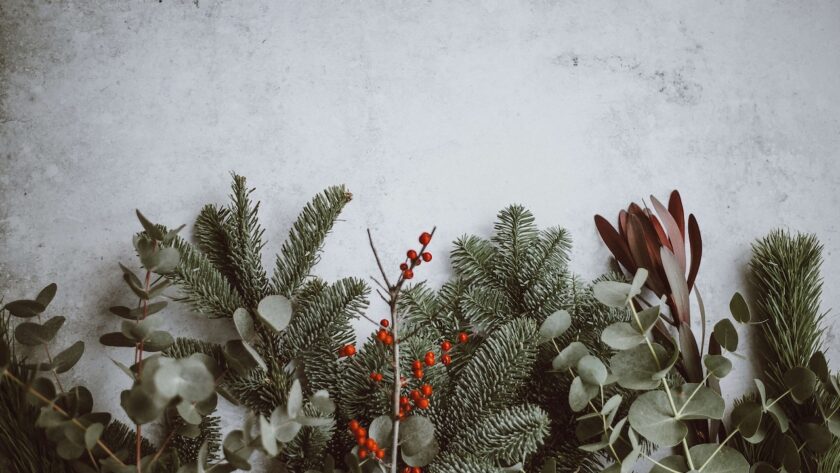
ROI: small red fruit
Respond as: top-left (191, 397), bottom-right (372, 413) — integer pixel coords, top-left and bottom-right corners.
top-left (410, 389), bottom-right (421, 401)
top-left (416, 398), bottom-right (430, 409)
top-left (400, 395), bottom-right (410, 406)
top-left (442, 354), bottom-right (452, 365)
top-left (421, 384), bottom-right (433, 397)
top-left (419, 232), bottom-right (432, 245)
top-left (375, 448), bottom-right (385, 459)
top-left (380, 318), bottom-right (390, 327)
top-left (413, 467), bottom-right (422, 473)
top-left (365, 438), bottom-right (378, 451)
top-left (458, 332), bottom-right (469, 344)
top-left (341, 344), bottom-right (356, 357)
top-left (407, 249), bottom-right (418, 260)
top-left (413, 368), bottom-right (424, 379)
top-left (349, 420), bottom-right (360, 432)
top-left (356, 427), bottom-right (366, 438)
top-left (441, 340), bottom-right (452, 351)
top-left (412, 360), bottom-right (423, 370)
top-left (357, 435), bottom-right (366, 446)
top-left (424, 351), bottom-right (435, 366)
top-left (370, 372), bottom-right (383, 382)
top-left (422, 252), bottom-right (432, 262)
top-left (384, 334), bottom-right (394, 345)
top-left (358, 447), bottom-right (369, 459)
top-left (403, 269), bottom-right (414, 280)
top-left (400, 262), bottom-right (408, 271)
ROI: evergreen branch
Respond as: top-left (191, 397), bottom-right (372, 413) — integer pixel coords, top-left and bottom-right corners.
top-left (224, 174), bottom-right (269, 307)
top-left (167, 236), bottom-right (244, 318)
top-left (450, 404), bottom-right (550, 464)
top-left (193, 204), bottom-right (237, 283)
top-left (450, 235), bottom-right (500, 288)
top-left (272, 185), bottom-right (354, 296)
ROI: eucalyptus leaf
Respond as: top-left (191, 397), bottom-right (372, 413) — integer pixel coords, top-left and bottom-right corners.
top-left (592, 281), bottom-right (632, 308)
top-left (4, 299), bottom-right (45, 318)
top-left (577, 355), bottom-right (608, 386)
top-left (539, 310), bottom-right (571, 341)
top-left (713, 319), bottom-right (739, 352)
top-left (120, 386), bottom-right (165, 425)
top-left (233, 308), bottom-right (256, 343)
top-left (259, 415), bottom-right (279, 456)
top-left (287, 380), bottom-right (304, 417)
top-left (368, 415), bottom-right (393, 446)
top-left (628, 391), bottom-right (687, 447)
top-left (257, 295), bottom-right (293, 332)
top-left (100, 332), bottom-right (136, 348)
top-left (765, 401), bottom-right (789, 433)
top-left (569, 376), bottom-right (598, 412)
top-left (310, 390), bottom-right (336, 415)
top-left (222, 430), bottom-right (253, 470)
top-left (36, 283), bottom-right (58, 308)
top-left (136, 210), bottom-right (165, 240)
top-left (552, 342), bottom-right (589, 371)
top-left (84, 423), bottom-right (104, 449)
top-left (731, 401), bottom-right (764, 438)
top-left (800, 422), bottom-right (832, 454)
top-left (629, 268), bottom-right (648, 300)
top-left (704, 355), bottom-right (733, 378)
top-left (224, 340), bottom-right (266, 373)
top-left (774, 434), bottom-right (801, 473)
top-left (601, 322), bottom-right (645, 350)
top-left (143, 331), bottom-right (174, 352)
top-left (400, 415), bottom-right (435, 455)
top-left (610, 343), bottom-right (666, 390)
top-left (53, 341), bottom-right (85, 373)
top-left (671, 383), bottom-right (725, 420)
top-left (14, 317), bottom-right (65, 346)
top-left (633, 305), bottom-right (660, 334)
top-left (601, 394), bottom-right (622, 416)
top-left (269, 406), bottom-right (303, 442)
top-left (149, 247), bottom-right (180, 274)
top-left (177, 400), bottom-right (203, 425)
top-left (401, 436), bottom-right (438, 467)
top-left (688, 443), bottom-right (749, 473)
top-left (729, 292), bottom-right (751, 323)
top-left (650, 456), bottom-right (688, 473)
top-left (809, 351), bottom-right (830, 384)
top-left (783, 366), bottom-right (817, 404)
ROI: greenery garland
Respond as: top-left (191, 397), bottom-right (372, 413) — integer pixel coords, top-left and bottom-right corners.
top-left (1, 181), bottom-right (839, 473)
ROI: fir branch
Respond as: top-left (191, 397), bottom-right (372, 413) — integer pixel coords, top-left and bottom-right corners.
top-left (428, 452), bottom-right (502, 473)
top-left (223, 174), bottom-right (270, 307)
top-left (272, 185), bottom-right (354, 296)
top-left (451, 235), bottom-right (500, 288)
top-left (450, 404), bottom-right (550, 464)
top-left (168, 235), bottom-right (244, 318)
top-left (193, 204), bottom-right (236, 283)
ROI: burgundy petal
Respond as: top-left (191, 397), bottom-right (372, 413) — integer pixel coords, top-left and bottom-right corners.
top-left (594, 215), bottom-right (636, 273)
top-left (686, 214), bottom-right (702, 290)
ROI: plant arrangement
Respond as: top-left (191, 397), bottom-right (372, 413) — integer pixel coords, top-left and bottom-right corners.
top-left (1, 180), bottom-right (838, 473)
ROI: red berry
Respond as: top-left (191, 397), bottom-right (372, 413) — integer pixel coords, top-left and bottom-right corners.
top-left (410, 389), bottom-right (421, 401)
top-left (380, 319), bottom-right (390, 327)
top-left (413, 467), bottom-right (422, 473)
top-left (407, 249), bottom-right (418, 260)
top-left (421, 384), bottom-right (433, 397)
top-left (424, 352), bottom-right (435, 366)
top-left (400, 395), bottom-right (410, 406)
top-left (358, 447), bottom-right (368, 459)
top-left (458, 332), bottom-right (469, 344)
top-left (376, 329), bottom-right (387, 341)
top-left (419, 232), bottom-right (432, 245)
top-left (422, 252), bottom-right (432, 262)
top-left (412, 360), bottom-right (423, 370)
top-left (357, 435), bottom-right (366, 446)
top-left (384, 334), bottom-right (394, 345)
top-left (413, 258), bottom-right (422, 266)
top-left (370, 372), bottom-right (383, 382)
top-left (442, 354), bottom-right (452, 365)
top-left (375, 448), bottom-right (385, 459)
top-left (400, 262), bottom-right (408, 271)
top-left (365, 438), bottom-right (378, 451)
top-left (416, 398), bottom-right (430, 409)
top-left (403, 468), bottom-right (412, 473)
top-left (403, 269), bottom-right (414, 280)
top-left (349, 420), bottom-right (360, 432)
top-left (441, 340), bottom-right (452, 351)
top-left (342, 344), bottom-right (356, 357)
top-left (413, 368), bottom-right (424, 379)
top-left (356, 427), bottom-right (366, 438)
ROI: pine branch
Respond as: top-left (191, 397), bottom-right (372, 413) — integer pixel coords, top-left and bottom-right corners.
top-left (428, 452), bottom-right (502, 473)
top-left (272, 185), bottom-right (354, 296)
top-left (451, 235), bottom-right (500, 288)
top-left (193, 204), bottom-right (237, 283)
top-left (223, 174), bottom-right (269, 307)
top-left (450, 404), bottom-right (550, 464)
top-left (491, 205), bottom-right (539, 302)
top-left (167, 235), bottom-right (244, 318)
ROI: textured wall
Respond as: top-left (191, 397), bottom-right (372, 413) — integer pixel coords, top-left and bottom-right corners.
top-left (2, 0), bottom-right (839, 444)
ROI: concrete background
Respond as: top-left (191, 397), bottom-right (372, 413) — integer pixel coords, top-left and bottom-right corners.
top-left (2, 0), bottom-right (839, 452)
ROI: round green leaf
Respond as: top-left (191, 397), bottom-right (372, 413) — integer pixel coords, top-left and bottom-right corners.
top-left (539, 310), bottom-right (571, 341)
top-left (552, 342), bottom-right (589, 371)
top-left (774, 434), bottom-right (800, 473)
top-left (260, 415), bottom-right (279, 456)
top-left (28, 377), bottom-right (56, 405)
top-left (368, 415), bottom-right (393, 446)
top-left (401, 437), bottom-right (439, 467)
top-left (569, 376), bottom-right (598, 412)
top-left (15, 318), bottom-right (64, 346)
top-left (287, 379), bottom-right (304, 418)
top-left (672, 383), bottom-right (725, 420)
top-left (593, 281), bottom-right (632, 308)
top-left (143, 331), bottom-right (174, 352)
top-left (729, 292), bottom-right (751, 323)
top-left (310, 390), bottom-right (335, 415)
top-left (400, 415), bottom-right (435, 455)
top-left (800, 422), bottom-right (832, 454)
top-left (223, 430), bottom-right (253, 469)
top-left (634, 305), bottom-right (661, 334)
top-left (36, 283), bottom-right (58, 308)
top-left (628, 391), bottom-right (687, 447)
top-left (601, 322), bottom-right (645, 350)
top-left (257, 295), bottom-right (293, 332)
top-left (150, 247), bottom-right (180, 274)
top-left (120, 386), bottom-right (165, 425)
top-left (84, 423), bottom-right (104, 449)
top-left (749, 462), bottom-right (778, 473)
top-left (808, 351), bottom-right (829, 384)
top-left (601, 394), bottom-right (622, 416)
top-left (688, 443), bottom-right (749, 473)
top-left (100, 332), bottom-right (136, 348)
top-left (577, 355), bottom-right (608, 386)
top-left (53, 341), bottom-right (85, 373)
top-left (224, 340), bottom-right (266, 373)
top-left (713, 319), bottom-right (739, 352)
top-left (233, 308), bottom-right (256, 343)
top-left (731, 400), bottom-right (764, 438)
top-left (783, 366), bottom-right (817, 404)
top-left (704, 354), bottom-right (733, 378)
top-left (610, 343), bottom-right (666, 390)
top-left (3, 299), bottom-right (45, 318)
top-left (765, 401), bottom-right (789, 433)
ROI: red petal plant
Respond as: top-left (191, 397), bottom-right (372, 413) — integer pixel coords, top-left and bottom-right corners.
top-left (594, 190), bottom-right (705, 383)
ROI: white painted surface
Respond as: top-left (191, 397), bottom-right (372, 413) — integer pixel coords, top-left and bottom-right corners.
top-left (1, 0), bottom-right (839, 452)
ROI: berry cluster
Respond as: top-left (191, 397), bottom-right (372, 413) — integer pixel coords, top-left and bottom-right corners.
top-left (348, 420), bottom-right (386, 461)
top-left (399, 382), bottom-right (434, 419)
top-left (375, 319), bottom-right (394, 346)
top-left (338, 344), bottom-right (357, 357)
top-left (399, 232), bottom-right (434, 280)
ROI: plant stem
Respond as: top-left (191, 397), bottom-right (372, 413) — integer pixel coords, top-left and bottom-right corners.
top-left (135, 249), bottom-right (154, 473)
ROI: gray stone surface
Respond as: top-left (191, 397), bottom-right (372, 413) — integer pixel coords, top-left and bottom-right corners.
top-left (1, 0), bottom-right (839, 450)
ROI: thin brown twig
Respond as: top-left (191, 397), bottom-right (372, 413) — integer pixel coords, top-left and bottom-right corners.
top-left (367, 229), bottom-right (393, 289)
